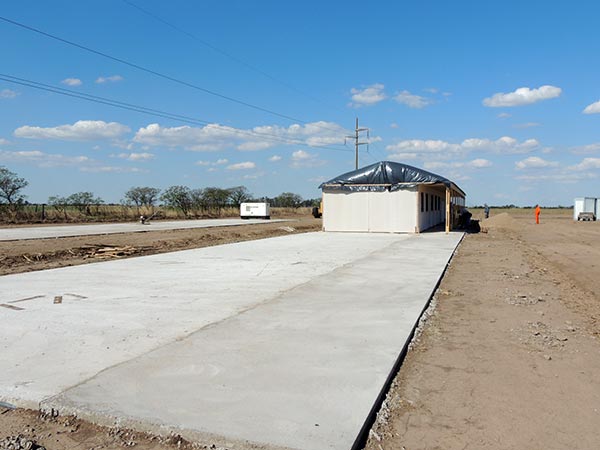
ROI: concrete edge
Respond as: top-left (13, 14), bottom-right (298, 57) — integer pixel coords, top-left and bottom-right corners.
top-left (350, 232), bottom-right (466, 450)
top-left (31, 233), bottom-right (419, 450)
top-left (38, 398), bottom-right (298, 450)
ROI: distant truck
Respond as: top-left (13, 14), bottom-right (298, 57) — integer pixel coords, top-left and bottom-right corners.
top-left (240, 202), bottom-right (270, 220)
top-left (577, 212), bottom-right (596, 221)
top-left (574, 197), bottom-right (599, 221)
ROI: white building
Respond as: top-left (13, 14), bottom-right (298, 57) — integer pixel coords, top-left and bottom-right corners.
top-left (320, 161), bottom-right (466, 233)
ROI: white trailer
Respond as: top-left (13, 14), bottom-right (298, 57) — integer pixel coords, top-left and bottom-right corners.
top-left (240, 202), bottom-right (270, 220)
top-left (574, 197), bottom-right (599, 221)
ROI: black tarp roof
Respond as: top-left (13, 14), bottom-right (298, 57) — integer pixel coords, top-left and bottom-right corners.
top-left (319, 161), bottom-right (465, 196)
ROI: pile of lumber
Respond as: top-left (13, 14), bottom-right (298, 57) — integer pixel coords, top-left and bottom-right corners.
top-left (82, 244), bottom-right (139, 259)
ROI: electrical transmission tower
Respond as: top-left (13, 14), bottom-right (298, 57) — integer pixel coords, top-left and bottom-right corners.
top-left (345, 117), bottom-right (369, 169)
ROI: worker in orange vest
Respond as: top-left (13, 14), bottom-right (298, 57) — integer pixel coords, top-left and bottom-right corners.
top-left (535, 204), bottom-right (541, 224)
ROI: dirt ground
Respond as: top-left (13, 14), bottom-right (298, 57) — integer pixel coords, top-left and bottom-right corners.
top-left (2, 210), bottom-right (600, 450)
top-left (0, 217), bottom-right (321, 276)
top-left (365, 209), bottom-right (600, 450)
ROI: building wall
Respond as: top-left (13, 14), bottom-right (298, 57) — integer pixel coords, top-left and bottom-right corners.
top-left (323, 189), bottom-right (418, 233)
top-left (417, 185), bottom-right (446, 232)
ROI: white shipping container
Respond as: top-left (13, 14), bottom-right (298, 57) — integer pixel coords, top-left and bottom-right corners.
top-left (574, 197), bottom-right (599, 220)
top-left (240, 202), bottom-right (270, 219)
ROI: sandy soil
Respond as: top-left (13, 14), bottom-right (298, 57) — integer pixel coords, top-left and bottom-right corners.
top-left (365, 209), bottom-right (600, 450)
top-left (3, 210), bottom-right (599, 450)
top-left (0, 217), bottom-right (321, 276)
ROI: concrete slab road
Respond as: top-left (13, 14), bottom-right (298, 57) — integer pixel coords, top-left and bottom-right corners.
top-left (0, 218), bottom-right (286, 241)
top-left (0, 231), bottom-right (463, 450)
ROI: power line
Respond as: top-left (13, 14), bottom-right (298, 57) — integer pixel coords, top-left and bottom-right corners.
top-left (121, 0), bottom-right (345, 114)
top-left (0, 15), bottom-right (346, 136)
top-left (366, 140), bottom-right (388, 161)
top-left (0, 74), bottom-right (353, 153)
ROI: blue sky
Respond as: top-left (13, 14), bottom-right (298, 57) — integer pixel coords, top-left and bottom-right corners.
top-left (1, 0), bottom-right (600, 206)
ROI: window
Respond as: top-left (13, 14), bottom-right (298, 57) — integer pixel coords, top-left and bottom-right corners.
top-left (425, 193), bottom-right (429, 212)
top-left (420, 192), bottom-right (424, 212)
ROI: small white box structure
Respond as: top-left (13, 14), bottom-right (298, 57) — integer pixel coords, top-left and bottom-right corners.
top-left (240, 202), bottom-right (270, 220)
top-left (574, 197), bottom-right (599, 220)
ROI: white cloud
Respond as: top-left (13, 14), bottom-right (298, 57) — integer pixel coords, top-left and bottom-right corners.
top-left (269, 155), bottom-right (282, 162)
top-left (0, 138), bottom-right (9, 145)
top-left (14, 120), bottom-right (130, 141)
top-left (390, 123), bottom-right (399, 129)
top-left (515, 171), bottom-right (597, 184)
top-left (349, 83), bottom-right (386, 107)
top-left (242, 171), bottom-right (265, 180)
top-left (497, 112), bottom-right (512, 119)
top-left (386, 136), bottom-right (540, 161)
top-left (0, 89), bottom-right (19, 99)
top-left (227, 161), bottom-right (256, 170)
top-left (61, 78), bottom-right (82, 86)
top-left (515, 156), bottom-right (559, 170)
top-left (95, 75), bottom-right (124, 84)
top-left (237, 141), bottom-right (273, 151)
top-left (133, 121), bottom-right (350, 152)
top-left (393, 90), bottom-right (432, 109)
top-left (483, 85), bottom-right (561, 107)
top-left (424, 159), bottom-right (492, 170)
top-left (583, 100), bottom-right (600, 114)
top-left (80, 166), bottom-right (145, 173)
top-left (0, 149), bottom-right (142, 173)
top-left (571, 143), bottom-right (600, 154)
top-left (514, 122), bottom-right (541, 129)
top-left (134, 123), bottom-right (240, 152)
top-left (195, 158), bottom-right (228, 167)
top-left (290, 150), bottom-right (326, 168)
top-left (423, 88), bottom-right (438, 94)
top-left (0, 149), bottom-right (89, 167)
top-left (569, 157), bottom-right (600, 171)
top-left (468, 158), bottom-right (493, 168)
top-left (117, 152), bottom-right (154, 161)
top-left (513, 157), bottom-right (600, 185)
top-left (391, 152), bottom-right (419, 160)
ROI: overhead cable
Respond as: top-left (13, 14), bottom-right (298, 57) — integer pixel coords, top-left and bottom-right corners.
top-left (0, 15), bottom-right (346, 137)
top-left (122, 0), bottom-right (344, 114)
top-left (0, 74), bottom-right (353, 153)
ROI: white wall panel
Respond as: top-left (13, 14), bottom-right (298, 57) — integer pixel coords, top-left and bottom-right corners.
top-left (323, 191), bottom-right (369, 232)
top-left (323, 189), bottom-right (418, 233)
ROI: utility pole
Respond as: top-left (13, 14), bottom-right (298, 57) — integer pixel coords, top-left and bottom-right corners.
top-left (346, 117), bottom-right (369, 169)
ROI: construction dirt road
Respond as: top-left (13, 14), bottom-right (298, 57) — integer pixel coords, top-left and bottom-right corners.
top-left (365, 209), bottom-right (600, 450)
top-left (2, 209), bottom-right (600, 450)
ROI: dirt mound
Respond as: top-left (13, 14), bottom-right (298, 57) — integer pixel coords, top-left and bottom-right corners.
top-left (481, 212), bottom-right (517, 229)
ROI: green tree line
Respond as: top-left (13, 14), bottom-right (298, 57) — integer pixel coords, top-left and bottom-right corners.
top-left (0, 166), bottom-right (320, 219)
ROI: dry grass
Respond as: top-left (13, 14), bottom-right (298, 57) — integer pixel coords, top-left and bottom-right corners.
top-left (0, 205), bottom-right (312, 224)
